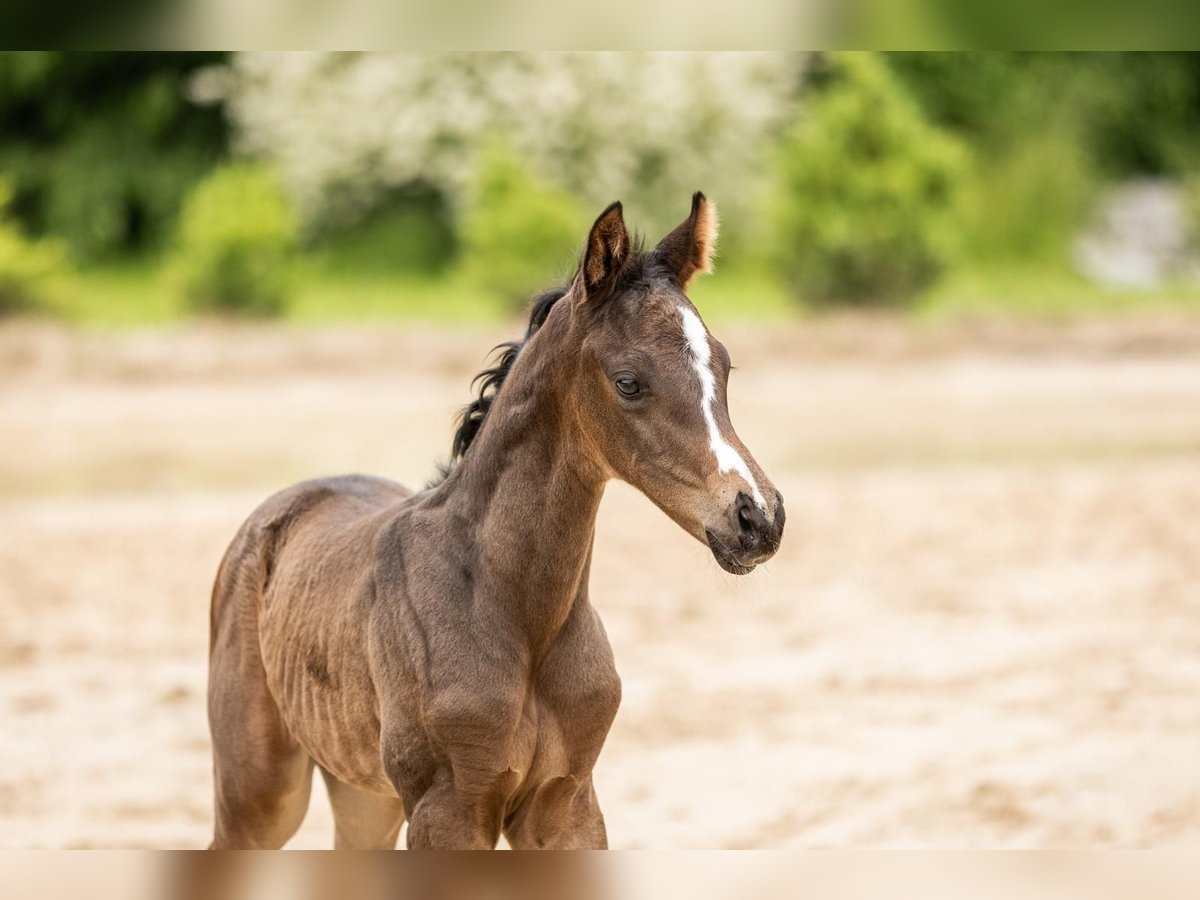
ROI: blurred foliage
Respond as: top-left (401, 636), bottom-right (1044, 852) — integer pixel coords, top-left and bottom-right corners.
top-left (0, 51), bottom-right (228, 260)
top-left (169, 164), bottom-right (298, 317)
top-left (314, 184), bottom-right (457, 276)
top-left (4, 52), bottom-right (1200, 322)
top-left (1184, 175), bottom-right (1200, 256)
top-left (771, 53), bottom-right (966, 306)
top-left (461, 142), bottom-right (587, 306)
top-left (226, 53), bottom-right (803, 247)
top-left (962, 129), bottom-right (1098, 268)
top-left (886, 52), bottom-right (1200, 268)
top-left (887, 53), bottom-right (1200, 176)
top-left (0, 180), bottom-right (67, 314)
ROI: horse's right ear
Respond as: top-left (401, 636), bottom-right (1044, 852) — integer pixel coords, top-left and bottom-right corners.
top-left (578, 201), bottom-right (629, 302)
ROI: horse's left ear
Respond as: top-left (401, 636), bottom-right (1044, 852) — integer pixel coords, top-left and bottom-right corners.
top-left (653, 191), bottom-right (718, 290)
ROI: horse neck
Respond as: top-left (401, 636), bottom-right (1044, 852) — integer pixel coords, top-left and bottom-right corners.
top-left (437, 305), bottom-right (606, 645)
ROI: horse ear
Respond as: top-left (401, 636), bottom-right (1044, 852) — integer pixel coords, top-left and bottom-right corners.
top-left (579, 201), bottom-right (630, 300)
top-left (653, 191), bottom-right (718, 290)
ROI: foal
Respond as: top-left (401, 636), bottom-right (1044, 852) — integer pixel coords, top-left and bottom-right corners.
top-left (208, 194), bottom-right (785, 849)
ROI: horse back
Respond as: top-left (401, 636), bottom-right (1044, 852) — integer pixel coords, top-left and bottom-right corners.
top-left (211, 474), bottom-right (413, 628)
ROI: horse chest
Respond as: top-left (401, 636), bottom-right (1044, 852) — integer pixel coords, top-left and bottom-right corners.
top-left (409, 641), bottom-right (622, 801)
top-left (523, 659), bottom-right (622, 782)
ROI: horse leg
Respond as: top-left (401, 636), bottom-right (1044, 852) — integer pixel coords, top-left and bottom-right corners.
top-left (504, 775), bottom-right (608, 849)
top-left (401, 772), bottom-right (510, 850)
top-left (320, 768), bottom-right (406, 849)
top-left (208, 669), bottom-right (314, 848)
top-left (405, 790), bottom-right (498, 849)
top-left (208, 571), bottom-right (314, 848)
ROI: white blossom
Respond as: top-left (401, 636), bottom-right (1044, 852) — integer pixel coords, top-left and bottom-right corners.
top-left (223, 52), bottom-right (804, 238)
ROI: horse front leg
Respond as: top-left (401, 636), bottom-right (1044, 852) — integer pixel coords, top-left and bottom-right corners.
top-left (504, 774), bottom-right (608, 849)
top-left (402, 772), bottom-right (516, 849)
top-left (384, 731), bottom-right (522, 850)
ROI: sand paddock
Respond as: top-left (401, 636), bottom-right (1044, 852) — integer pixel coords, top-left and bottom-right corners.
top-left (1, 315), bottom-right (1199, 848)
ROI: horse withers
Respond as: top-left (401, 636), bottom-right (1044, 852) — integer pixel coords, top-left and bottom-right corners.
top-left (207, 194), bottom-right (785, 849)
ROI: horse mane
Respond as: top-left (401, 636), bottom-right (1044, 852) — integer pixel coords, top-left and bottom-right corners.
top-left (433, 237), bottom-right (649, 486)
top-left (423, 286), bottom-right (566, 487)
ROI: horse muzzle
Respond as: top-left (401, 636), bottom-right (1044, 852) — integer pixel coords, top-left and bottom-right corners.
top-left (705, 490), bottom-right (785, 575)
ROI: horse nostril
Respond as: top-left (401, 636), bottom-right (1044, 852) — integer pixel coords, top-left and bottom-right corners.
top-left (736, 495), bottom-right (760, 550)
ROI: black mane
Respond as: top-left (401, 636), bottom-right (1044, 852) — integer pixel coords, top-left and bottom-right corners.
top-left (444, 286), bottom-right (567, 471)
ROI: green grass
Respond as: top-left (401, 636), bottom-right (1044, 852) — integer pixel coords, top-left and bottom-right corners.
top-left (43, 259), bottom-right (508, 328)
top-left (48, 259), bottom-right (182, 326)
top-left (920, 265), bottom-right (1200, 321)
top-left (687, 266), bottom-right (797, 322)
top-left (41, 254), bottom-right (799, 328)
top-left (27, 252), bottom-right (1200, 330)
top-left (289, 269), bottom-right (508, 325)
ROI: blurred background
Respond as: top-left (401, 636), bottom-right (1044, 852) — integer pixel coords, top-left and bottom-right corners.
top-left (4, 51), bottom-right (1200, 323)
top-left (1, 51), bottom-right (1199, 848)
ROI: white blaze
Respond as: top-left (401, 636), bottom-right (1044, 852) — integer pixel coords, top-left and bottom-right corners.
top-left (678, 305), bottom-right (766, 510)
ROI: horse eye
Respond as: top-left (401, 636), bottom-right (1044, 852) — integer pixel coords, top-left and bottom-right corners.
top-left (615, 377), bottom-right (641, 398)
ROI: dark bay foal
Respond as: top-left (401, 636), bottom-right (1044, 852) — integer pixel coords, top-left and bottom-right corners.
top-left (207, 194), bottom-right (785, 849)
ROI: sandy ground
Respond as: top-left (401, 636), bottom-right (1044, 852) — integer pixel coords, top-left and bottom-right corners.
top-left (1, 315), bottom-right (1199, 848)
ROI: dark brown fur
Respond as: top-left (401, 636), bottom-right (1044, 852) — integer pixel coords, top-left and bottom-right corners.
top-left (207, 194), bottom-right (784, 849)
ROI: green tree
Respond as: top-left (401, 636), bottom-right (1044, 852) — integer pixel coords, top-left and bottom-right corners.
top-left (169, 164), bottom-right (298, 317)
top-left (884, 52), bottom-right (1200, 267)
top-left (887, 52), bottom-right (1200, 177)
top-left (461, 143), bottom-right (588, 306)
top-left (0, 52), bottom-right (229, 259)
top-left (772, 53), bottom-right (966, 306)
top-left (0, 179), bottom-right (66, 314)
